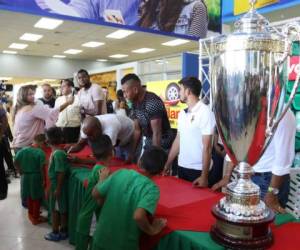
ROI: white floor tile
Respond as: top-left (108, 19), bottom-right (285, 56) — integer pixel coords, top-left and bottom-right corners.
top-left (0, 179), bottom-right (74, 250)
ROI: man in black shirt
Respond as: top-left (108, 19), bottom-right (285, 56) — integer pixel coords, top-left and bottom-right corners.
top-left (121, 74), bottom-right (174, 162)
top-left (39, 83), bottom-right (56, 108)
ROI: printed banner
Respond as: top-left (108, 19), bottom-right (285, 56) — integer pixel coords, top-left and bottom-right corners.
top-left (289, 56), bottom-right (300, 81)
top-left (234, 0), bottom-right (279, 15)
top-left (146, 80), bottom-right (186, 129)
top-left (223, 0), bottom-right (300, 23)
top-left (0, 0), bottom-right (222, 39)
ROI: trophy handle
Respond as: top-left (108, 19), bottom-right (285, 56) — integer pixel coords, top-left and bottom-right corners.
top-left (268, 23), bottom-right (300, 134)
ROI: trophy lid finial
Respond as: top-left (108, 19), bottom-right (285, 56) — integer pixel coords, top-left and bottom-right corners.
top-left (249, 0), bottom-right (257, 10)
top-left (234, 0), bottom-right (269, 33)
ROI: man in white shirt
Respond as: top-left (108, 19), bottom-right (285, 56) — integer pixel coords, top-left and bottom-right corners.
top-left (55, 79), bottom-right (81, 143)
top-left (70, 114), bottom-right (134, 160)
top-left (77, 69), bottom-right (107, 117)
top-left (212, 109), bottom-right (296, 213)
top-left (164, 77), bottom-right (215, 187)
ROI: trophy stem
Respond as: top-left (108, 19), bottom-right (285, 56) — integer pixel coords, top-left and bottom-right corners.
top-left (210, 162), bottom-right (275, 249)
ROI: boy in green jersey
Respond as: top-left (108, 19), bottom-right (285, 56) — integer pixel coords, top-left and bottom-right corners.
top-left (75, 135), bottom-right (113, 250)
top-left (91, 146), bottom-right (168, 250)
top-left (45, 127), bottom-right (71, 242)
top-left (14, 134), bottom-right (47, 225)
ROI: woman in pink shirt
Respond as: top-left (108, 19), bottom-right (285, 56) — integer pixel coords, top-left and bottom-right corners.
top-left (12, 85), bottom-right (74, 151)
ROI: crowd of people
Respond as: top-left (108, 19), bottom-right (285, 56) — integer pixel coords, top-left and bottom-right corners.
top-left (0, 70), bottom-right (296, 250)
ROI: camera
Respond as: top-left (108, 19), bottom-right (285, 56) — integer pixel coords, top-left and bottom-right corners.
top-left (0, 81), bottom-right (13, 104)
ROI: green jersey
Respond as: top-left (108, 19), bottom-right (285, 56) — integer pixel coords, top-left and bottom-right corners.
top-left (15, 147), bottom-right (45, 200)
top-left (48, 150), bottom-right (70, 213)
top-left (93, 169), bottom-right (160, 250)
top-left (48, 150), bottom-right (70, 187)
top-left (77, 164), bottom-right (104, 235)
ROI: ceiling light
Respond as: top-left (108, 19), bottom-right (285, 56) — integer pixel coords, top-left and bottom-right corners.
top-left (82, 41), bottom-right (105, 48)
top-left (162, 39), bottom-right (190, 46)
top-left (109, 54), bottom-right (128, 58)
top-left (2, 50), bottom-right (18, 54)
top-left (34, 17), bottom-right (63, 30)
top-left (64, 49), bottom-right (82, 55)
top-left (0, 77), bottom-right (12, 81)
top-left (97, 59), bottom-right (108, 62)
top-left (106, 30), bottom-right (135, 39)
top-left (20, 33), bottom-right (43, 41)
top-left (9, 43), bottom-right (28, 49)
top-left (132, 48), bottom-right (155, 54)
top-left (53, 55), bottom-right (66, 58)
top-left (42, 79), bottom-right (56, 81)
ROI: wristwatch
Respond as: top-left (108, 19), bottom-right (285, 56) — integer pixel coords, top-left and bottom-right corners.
top-left (268, 186), bottom-right (279, 195)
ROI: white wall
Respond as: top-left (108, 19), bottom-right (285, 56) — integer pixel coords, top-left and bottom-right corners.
top-left (0, 54), bottom-right (116, 79)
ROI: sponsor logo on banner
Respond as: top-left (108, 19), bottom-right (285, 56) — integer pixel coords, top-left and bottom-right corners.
top-left (146, 80), bottom-right (186, 129)
top-left (234, 0), bottom-right (279, 15)
top-left (289, 56), bottom-right (300, 81)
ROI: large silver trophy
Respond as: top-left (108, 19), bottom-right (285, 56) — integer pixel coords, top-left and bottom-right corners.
top-left (209, 0), bottom-right (300, 249)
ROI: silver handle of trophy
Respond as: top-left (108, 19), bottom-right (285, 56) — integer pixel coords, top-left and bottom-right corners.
top-left (277, 23), bottom-right (300, 66)
top-left (269, 23), bottom-right (300, 134)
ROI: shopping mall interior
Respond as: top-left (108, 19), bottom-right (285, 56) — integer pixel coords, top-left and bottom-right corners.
top-left (0, 1), bottom-right (300, 250)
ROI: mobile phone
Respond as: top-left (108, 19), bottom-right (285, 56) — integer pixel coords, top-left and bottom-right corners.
top-left (104, 9), bottom-right (125, 24)
top-left (55, 199), bottom-right (59, 211)
top-left (72, 88), bottom-right (75, 96)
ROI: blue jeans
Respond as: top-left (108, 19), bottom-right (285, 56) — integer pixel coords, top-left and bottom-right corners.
top-left (251, 172), bottom-right (290, 207)
top-left (114, 146), bottom-right (129, 161)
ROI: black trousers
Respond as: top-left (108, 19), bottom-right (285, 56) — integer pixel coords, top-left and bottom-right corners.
top-left (208, 148), bottom-right (225, 187)
top-left (178, 150), bottom-right (224, 187)
top-left (0, 144), bottom-right (7, 199)
top-left (178, 167), bottom-right (202, 182)
top-left (1, 137), bottom-right (15, 174)
top-left (60, 127), bottom-right (80, 144)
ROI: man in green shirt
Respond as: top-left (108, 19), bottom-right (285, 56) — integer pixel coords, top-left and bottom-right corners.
top-left (91, 146), bottom-right (168, 250)
top-left (76, 135), bottom-right (114, 250)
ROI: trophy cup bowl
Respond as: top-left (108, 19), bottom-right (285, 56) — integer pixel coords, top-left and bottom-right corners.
top-left (209, 1), bottom-right (300, 249)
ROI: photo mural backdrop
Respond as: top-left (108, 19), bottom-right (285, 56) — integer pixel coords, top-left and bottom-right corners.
top-left (0, 0), bottom-right (222, 39)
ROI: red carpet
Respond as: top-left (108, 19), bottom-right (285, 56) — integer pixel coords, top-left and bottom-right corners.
top-left (270, 223), bottom-right (300, 250)
top-left (141, 176), bottom-right (223, 250)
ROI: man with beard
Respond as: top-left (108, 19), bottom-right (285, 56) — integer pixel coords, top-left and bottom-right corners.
top-left (121, 74), bottom-right (174, 162)
top-left (39, 83), bottom-right (56, 108)
top-left (163, 77), bottom-right (215, 187)
top-left (77, 69), bottom-right (107, 118)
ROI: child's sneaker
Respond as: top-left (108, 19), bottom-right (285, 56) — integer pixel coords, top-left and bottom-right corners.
top-left (59, 231), bottom-right (68, 240)
top-left (44, 232), bottom-right (60, 241)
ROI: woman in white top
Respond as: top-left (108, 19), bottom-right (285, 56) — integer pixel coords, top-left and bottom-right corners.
top-left (113, 89), bottom-right (128, 117)
top-left (55, 79), bottom-right (81, 143)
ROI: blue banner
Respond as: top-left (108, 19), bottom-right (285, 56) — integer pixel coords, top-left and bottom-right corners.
top-left (0, 0), bottom-right (222, 40)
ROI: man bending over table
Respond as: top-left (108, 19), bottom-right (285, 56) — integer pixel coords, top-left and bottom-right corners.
top-left (69, 114), bottom-right (134, 160)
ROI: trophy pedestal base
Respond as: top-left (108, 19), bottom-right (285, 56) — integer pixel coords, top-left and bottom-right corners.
top-left (210, 207), bottom-right (275, 250)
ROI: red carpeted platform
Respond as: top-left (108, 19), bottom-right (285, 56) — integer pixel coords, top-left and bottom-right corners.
top-left (69, 146), bottom-right (300, 250)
